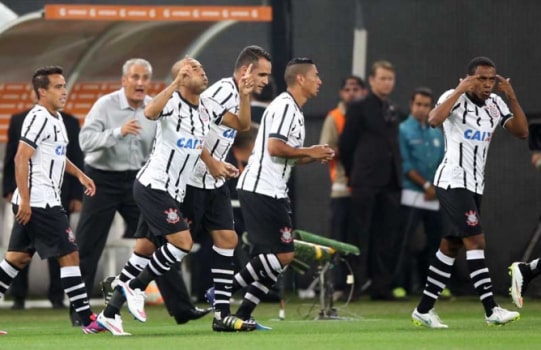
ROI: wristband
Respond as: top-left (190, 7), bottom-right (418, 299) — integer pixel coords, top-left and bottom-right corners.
top-left (423, 181), bottom-right (431, 190)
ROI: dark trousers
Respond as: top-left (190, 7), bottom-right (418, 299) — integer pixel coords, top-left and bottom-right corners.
top-left (75, 166), bottom-right (195, 319)
top-left (394, 205), bottom-right (445, 293)
top-left (155, 262), bottom-right (196, 316)
top-left (350, 186), bottom-right (401, 299)
top-left (76, 166), bottom-right (140, 295)
top-left (9, 258), bottom-right (63, 304)
top-left (328, 197), bottom-right (357, 291)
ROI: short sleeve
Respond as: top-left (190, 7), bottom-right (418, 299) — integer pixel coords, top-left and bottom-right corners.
top-left (205, 80), bottom-right (239, 114)
top-left (20, 110), bottom-right (48, 149)
top-left (436, 89), bottom-right (456, 106)
top-left (158, 94), bottom-right (178, 119)
top-left (493, 95), bottom-right (513, 127)
top-left (269, 100), bottom-right (295, 142)
top-left (201, 96), bottom-right (227, 125)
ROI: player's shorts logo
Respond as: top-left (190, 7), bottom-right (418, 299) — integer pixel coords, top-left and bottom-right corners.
top-left (279, 226), bottom-right (293, 243)
top-left (164, 208), bottom-right (180, 224)
top-left (465, 210), bottom-right (479, 227)
top-left (66, 227), bottom-right (75, 243)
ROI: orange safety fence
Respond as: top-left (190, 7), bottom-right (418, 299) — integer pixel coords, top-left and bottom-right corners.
top-left (0, 81), bottom-right (166, 143)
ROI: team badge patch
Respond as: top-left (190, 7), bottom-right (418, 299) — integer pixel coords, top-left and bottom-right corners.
top-left (164, 208), bottom-right (180, 224)
top-left (465, 210), bottom-right (479, 227)
top-left (279, 227), bottom-right (293, 243)
top-left (199, 104), bottom-right (210, 122)
top-left (66, 227), bottom-right (75, 243)
top-left (486, 102), bottom-right (500, 119)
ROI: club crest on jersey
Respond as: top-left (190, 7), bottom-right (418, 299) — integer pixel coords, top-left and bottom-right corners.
top-left (464, 129), bottom-right (491, 142)
top-left (485, 102), bottom-right (500, 119)
top-left (176, 137), bottom-right (202, 149)
top-left (199, 105), bottom-right (210, 122)
top-left (164, 208), bottom-right (180, 224)
top-left (279, 227), bottom-right (293, 243)
top-left (465, 210), bottom-right (479, 227)
top-left (66, 227), bottom-right (75, 243)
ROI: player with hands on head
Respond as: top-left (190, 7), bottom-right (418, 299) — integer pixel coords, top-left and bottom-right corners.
top-left (412, 56), bottom-right (527, 329)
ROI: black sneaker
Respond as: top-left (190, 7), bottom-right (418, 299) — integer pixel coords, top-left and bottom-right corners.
top-left (174, 307), bottom-right (212, 324)
top-left (100, 276), bottom-right (119, 305)
top-left (70, 307), bottom-right (81, 327)
top-left (11, 298), bottom-right (25, 310)
top-left (212, 315), bottom-right (257, 332)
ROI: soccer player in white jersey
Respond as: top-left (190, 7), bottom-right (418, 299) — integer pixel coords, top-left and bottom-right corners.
top-left (181, 46), bottom-right (272, 331)
top-left (0, 66), bottom-right (103, 334)
top-left (97, 57), bottom-right (256, 335)
top-left (411, 57), bottom-right (528, 328)
top-left (224, 58), bottom-right (334, 324)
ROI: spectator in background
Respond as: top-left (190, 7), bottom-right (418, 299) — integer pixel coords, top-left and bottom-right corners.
top-left (2, 105), bottom-right (84, 310)
top-left (339, 61), bottom-right (402, 300)
top-left (319, 75), bottom-right (367, 300)
top-left (393, 87), bottom-right (446, 298)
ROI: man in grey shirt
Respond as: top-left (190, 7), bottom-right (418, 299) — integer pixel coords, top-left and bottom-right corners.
top-left (73, 58), bottom-right (209, 326)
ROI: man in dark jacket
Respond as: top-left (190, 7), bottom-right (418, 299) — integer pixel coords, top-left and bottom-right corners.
top-left (339, 60), bottom-right (402, 300)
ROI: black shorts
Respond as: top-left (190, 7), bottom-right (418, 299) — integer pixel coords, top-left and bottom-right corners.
top-left (133, 181), bottom-right (189, 245)
top-left (181, 185), bottom-right (234, 240)
top-left (8, 205), bottom-right (77, 259)
top-left (237, 189), bottom-right (295, 256)
top-left (436, 187), bottom-right (483, 237)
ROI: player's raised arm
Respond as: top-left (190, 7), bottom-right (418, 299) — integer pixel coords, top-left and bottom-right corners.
top-left (495, 75), bottom-right (528, 139)
top-left (429, 75), bottom-right (478, 127)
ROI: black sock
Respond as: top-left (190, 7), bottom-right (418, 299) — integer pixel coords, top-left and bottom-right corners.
top-left (104, 288), bottom-right (125, 318)
top-left (233, 253), bottom-right (282, 290)
top-left (130, 243), bottom-right (188, 290)
top-left (119, 253), bottom-right (149, 283)
top-left (61, 266), bottom-right (93, 326)
top-left (417, 250), bottom-right (454, 313)
top-left (0, 259), bottom-right (20, 298)
top-left (466, 249), bottom-right (497, 316)
top-left (211, 246), bottom-right (235, 318)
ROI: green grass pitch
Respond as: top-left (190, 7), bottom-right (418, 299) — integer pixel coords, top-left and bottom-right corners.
top-left (1, 296), bottom-right (541, 350)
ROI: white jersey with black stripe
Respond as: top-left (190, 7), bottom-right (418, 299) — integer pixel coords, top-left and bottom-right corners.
top-left (433, 89), bottom-right (513, 194)
top-left (137, 92), bottom-right (220, 202)
top-left (237, 92), bottom-right (305, 198)
top-left (12, 105), bottom-right (69, 208)
top-left (188, 77), bottom-right (239, 189)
